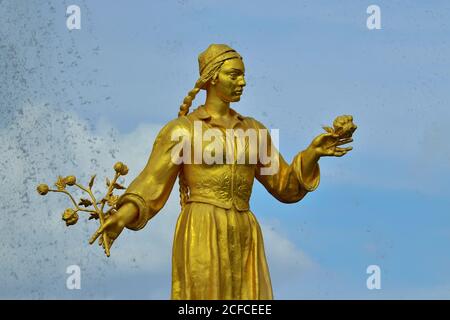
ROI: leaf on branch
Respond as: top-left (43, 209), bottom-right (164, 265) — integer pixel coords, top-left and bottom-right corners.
top-left (113, 182), bottom-right (126, 190)
top-left (88, 212), bottom-right (99, 220)
top-left (89, 175), bottom-right (96, 189)
top-left (106, 177), bottom-right (111, 187)
top-left (78, 198), bottom-right (93, 207)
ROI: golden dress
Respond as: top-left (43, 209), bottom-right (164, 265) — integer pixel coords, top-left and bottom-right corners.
top-left (116, 105), bottom-right (320, 299)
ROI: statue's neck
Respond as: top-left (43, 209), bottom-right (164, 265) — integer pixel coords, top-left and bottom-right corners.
top-left (204, 91), bottom-right (230, 118)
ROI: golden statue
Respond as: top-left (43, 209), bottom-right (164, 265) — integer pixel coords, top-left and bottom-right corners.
top-left (38, 44), bottom-right (356, 300)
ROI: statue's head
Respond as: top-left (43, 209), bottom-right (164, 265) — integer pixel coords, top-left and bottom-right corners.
top-left (178, 44), bottom-right (245, 117)
top-left (198, 44), bottom-right (246, 103)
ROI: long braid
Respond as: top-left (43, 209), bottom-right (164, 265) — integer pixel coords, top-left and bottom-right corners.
top-left (178, 79), bottom-right (205, 117)
top-left (177, 79), bottom-right (204, 208)
top-left (176, 60), bottom-right (230, 208)
top-left (177, 60), bottom-right (225, 116)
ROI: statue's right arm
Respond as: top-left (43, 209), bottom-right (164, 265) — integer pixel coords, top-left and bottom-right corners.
top-left (89, 117), bottom-right (191, 255)
top-left (116, 202), bottom-right (139, 228)
top-left (113, 116), bottom-right (191, 231)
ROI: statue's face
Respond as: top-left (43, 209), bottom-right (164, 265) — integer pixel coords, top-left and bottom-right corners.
top-left (212, 58), bottom-right (246, 103)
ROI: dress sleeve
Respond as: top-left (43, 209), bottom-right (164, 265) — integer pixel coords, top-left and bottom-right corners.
top-left (116, 117), bottom-right (190, 230)
top-left (250, 118), bottom-right (321, 203)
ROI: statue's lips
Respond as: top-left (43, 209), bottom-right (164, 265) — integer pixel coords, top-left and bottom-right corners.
top-left (234, 90), bottom-right (243, 95)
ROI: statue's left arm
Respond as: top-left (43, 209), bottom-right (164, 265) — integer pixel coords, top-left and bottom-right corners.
top-left (251, 115), bottom-right (355, 204)
top-left (250, 118), bottom-right (320, 203)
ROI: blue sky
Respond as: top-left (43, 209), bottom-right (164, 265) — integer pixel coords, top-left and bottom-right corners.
top-left (1, 0), bottom-right (450, 299)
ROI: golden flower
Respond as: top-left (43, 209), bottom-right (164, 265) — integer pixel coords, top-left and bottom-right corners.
top-left (65, 175), bottom-right (77, 186)
top-left (333, 115), bottom-right (357, 138)
top-left (107, 195), bottom-right (119, 207)
top-left (62, 208), bottom-right (79, 226)
top-left (37, 184), bottom-right (49, 196)
top-left (114, 162), bottom-right (124, 173)
top-left (114, 162), bottom-right (128, 175)
top-left (120, 165), bottom-right (129, 175)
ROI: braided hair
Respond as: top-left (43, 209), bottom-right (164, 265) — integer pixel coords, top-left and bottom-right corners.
top-left (176, 58), bottom-right (235, 208)
top-left (177, 59), bottom-right (226, 117)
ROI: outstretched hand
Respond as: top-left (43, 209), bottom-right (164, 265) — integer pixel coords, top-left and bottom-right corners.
top-left (309, 132), bottom-right (353, 158)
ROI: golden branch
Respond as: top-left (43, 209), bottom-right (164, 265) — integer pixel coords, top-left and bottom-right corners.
top-left (37, 161), bottom-right (129, 257)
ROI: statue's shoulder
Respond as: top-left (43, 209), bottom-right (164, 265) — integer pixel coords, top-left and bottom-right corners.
top-left (241, 116), bottom-right (267, 130)
top-left (156, 116), bottom-right (192, 140)
top-left (185, 105), bottom-right (207, 123)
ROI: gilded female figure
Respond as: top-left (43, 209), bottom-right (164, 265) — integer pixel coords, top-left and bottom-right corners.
top-left (89, 44), bottom-right (355, 299)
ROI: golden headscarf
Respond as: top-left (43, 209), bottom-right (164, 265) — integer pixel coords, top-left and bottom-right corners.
top-left (197, 44), bottom-right (242, 89)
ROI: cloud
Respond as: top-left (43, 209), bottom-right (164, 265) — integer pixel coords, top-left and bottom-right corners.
top-left (262, 223), bottom-right (316, 272)
top-left (0, 102), bottom-right (318, 299)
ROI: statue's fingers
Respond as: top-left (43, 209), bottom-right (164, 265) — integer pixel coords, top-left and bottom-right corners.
top-left (103, 235), bottom-right (111, 257)
top-left (98, 236), bottom-right (103, 247)
top-left (335, 148), bottom-right (350, 156)
top-left (321, 132), bottom-right (338, 139)
top-left (334, 151), bottom-right (347, 157)
top-left (335, 138), bottom-right (353, 146)
top-left (330, 132), bottom-right (339, 139)
top-left (89, 225), bottom-right (104, 245)
top-left (89, 231), bottom-right (100, 245)
top-left (335, 146), bottom-right (353, 152)
top-left (329, 138), bottom-right (351, 147)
